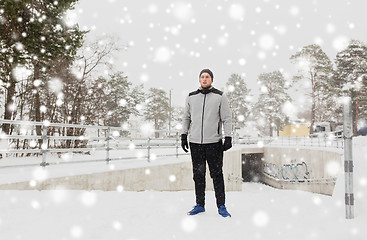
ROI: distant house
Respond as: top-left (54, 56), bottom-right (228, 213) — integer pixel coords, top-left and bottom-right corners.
top-left (279, 124), bottom-right (309, 137)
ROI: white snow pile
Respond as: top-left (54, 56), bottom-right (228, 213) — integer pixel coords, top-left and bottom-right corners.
top-left (0, 137), bottom-right (366, 240)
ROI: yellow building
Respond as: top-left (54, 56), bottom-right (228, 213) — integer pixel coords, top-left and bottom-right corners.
top-left (279, 124), bottom-right (309, 137)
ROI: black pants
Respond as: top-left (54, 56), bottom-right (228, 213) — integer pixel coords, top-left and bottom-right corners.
top-left (189, 141), bottom-right (225, 208)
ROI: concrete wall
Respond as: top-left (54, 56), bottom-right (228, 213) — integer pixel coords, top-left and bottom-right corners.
top-left (262, 146), bottom-right (343, 195)
top-left (0, 149), bottom-right (243, 191)
top-left (0, 145), bottom-right (342, 195)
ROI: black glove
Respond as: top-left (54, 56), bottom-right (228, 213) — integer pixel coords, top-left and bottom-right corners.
top-left (222, 137), bottom-right (232, 151)
top-left (181, 134), bottom-right (189, 153)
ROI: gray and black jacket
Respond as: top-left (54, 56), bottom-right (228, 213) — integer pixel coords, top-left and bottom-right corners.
top-left (182, 87), bottom-right (232, 144)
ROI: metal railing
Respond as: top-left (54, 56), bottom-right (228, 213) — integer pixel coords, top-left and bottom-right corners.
top-left (238, 132), bottom-right (344, 149)
top-left (1, 119), bottom-right (344, 169)
top-left (0, 119), bottom-right (185, 168)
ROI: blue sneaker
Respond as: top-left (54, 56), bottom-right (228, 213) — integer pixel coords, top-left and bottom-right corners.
top-left (187, 204), bottom-right (205, 215)
top-left (218, 205), bottom-right (231, 217)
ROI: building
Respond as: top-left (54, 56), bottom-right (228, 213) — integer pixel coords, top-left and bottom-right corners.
top-left (279, 123), bottom-right (309, 137)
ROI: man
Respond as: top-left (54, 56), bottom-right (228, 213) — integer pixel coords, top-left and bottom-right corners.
top-left (181, 68), bottom-right (233, 218)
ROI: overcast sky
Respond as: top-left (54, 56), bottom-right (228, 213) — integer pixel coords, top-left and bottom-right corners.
top-left (70, 0), bottom-right (367, 107)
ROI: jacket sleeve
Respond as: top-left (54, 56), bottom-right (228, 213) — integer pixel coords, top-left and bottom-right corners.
top-left (181, 95), bottom-right (191, 135)
top-left (220, 93), bottom-right (232, 137)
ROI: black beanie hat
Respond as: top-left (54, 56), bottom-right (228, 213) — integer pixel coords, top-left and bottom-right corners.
top-left (199, 69), bottom-right (214, 81)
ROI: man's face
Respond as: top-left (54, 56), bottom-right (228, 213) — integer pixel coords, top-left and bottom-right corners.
top-left (199, 72), bottom-right (212, 88)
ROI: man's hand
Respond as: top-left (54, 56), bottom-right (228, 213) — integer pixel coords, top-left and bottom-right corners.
top-left (223, 137), bottom-right (232, 151)
top-left (181, 134), bottom-right (189, 153)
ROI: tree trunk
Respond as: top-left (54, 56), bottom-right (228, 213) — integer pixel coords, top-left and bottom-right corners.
top-left (269, 117), bottom-right (273, 137)
top-left (2, 72), bottom-right (16, 134)
top-left (353, 99), bottom-right (358, 135)
top-left (155, 118), bottom-right (159, 138)
top-left (310, 94), bottom-right (316, 135)
top-left (33, 65), bottom-right (43, 146)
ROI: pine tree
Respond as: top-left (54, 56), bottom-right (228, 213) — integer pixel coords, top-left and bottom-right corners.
top-left (334, 40), bottom-right (367, 134)
top-left (144, 88), bottom-right (170, 138)
top-left (104, 72), bottom-right (144, 127)
top-left (255, 71), bottom-right (291, 136)
top-left (225, 73), bottom-right (252, 130)
top-left (0, 0), bottom-right (85, 134)
top-left (290, 44), bottom-right (334, 134)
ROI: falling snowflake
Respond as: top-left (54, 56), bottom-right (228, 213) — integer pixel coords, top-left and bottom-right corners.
top-left (291, 206), bottom-right (299, 214)
top-left (333, 36), bottom-right (349, 51)
top-left (237, 115), bottom-right (245, 122)
top-left (259, 34), bottom-right (275, 50)
top-left (30, 200), bottom-right (41, 210)
top-left (136, 151), bottom-right (145, 159)
top-left (238, 58), bottom-right (246, 66)
top-left (275, 25), bottom-right (287, 35)
top-left (281, 101), bottom-right (298, 119)
top-left (32, 167), bottom-right (49, 181)
top-left (150, 153), bottom-right (157, 161)
top-left (326, 23), bottom-right (336, 33)
top-left (112, 221), bottom-right (122, 230)
top-left (252, 210), bottom-right (269, 227)
top-left (29, 180), bottom-right (37, 187)
top-left (289, 6), bottom-right (300, 16)
top-left (359, 178), bottom-right (367, 187)
top-left (181, 216), bottom-right (197, 232)
top-left (79, 191), bottom-right (97, 207)
top-left (227, 85), bottom-right (235, 92)
top-left (140, 123), bottom-right (154, 137)
top-left (128, 142), bottom-right (136, 150)
top-left (312, 196), bottom-right (322, 206)
top-left (70, 225), bottom-right (83, 238)
top-left (171, 2), bottom-right (193, 22)
top-left (116, 185), bottom-right (124, 192)
top-left (228, 4), bottom-right (245, 21)
top-left (50, 189), bottom-right (69, 204)
top-left (169, 175), bottom-right (176, 182)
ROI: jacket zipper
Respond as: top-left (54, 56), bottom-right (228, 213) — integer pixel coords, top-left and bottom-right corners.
top-left (201, 94), bottom-right (207, 144)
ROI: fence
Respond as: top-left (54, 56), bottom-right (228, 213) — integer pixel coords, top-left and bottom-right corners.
top-left (238, 133), bottom-right (344, 149)
top-left (1, 119), bottom-right (344, 169)
top-left (0, 119), bottom-right (183, 168)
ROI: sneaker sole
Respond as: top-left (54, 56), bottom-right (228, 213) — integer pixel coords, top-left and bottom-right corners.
top-left (187, 211), bottom-right (205, 216)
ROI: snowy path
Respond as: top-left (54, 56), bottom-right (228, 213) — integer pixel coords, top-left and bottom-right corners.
top-left (0, 182), bottom-right (366, 240)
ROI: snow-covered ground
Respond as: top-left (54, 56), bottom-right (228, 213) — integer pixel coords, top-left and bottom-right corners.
top-left (0, 137), bottom-right (366, 240)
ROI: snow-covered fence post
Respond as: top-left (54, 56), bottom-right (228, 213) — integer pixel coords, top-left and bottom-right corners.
top-left (106, 127), bottom-right (111, 164)
top-left (324, 135), bottom-right (327, 147)
top-left (147, 137), bottom-right (151, 162)
top-left (343, 97), bottom-right (354, 219)
top-left (40, 124), bottom-right (49, 167)
top-left (175, 131), bottom-right (179, 158)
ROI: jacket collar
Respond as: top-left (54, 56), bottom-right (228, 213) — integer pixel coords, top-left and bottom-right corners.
top-left (198, 86), bottom-right (214, 94)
